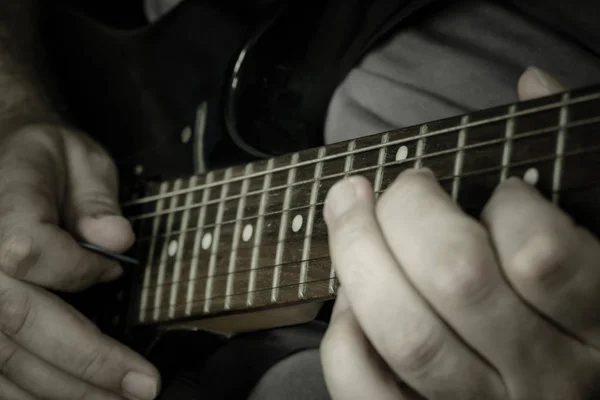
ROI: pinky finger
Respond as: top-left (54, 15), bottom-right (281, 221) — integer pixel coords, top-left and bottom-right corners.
top-left (321, 289), bottom-right (420, 400)
top-left (0, 374), bottom-right (36, 400)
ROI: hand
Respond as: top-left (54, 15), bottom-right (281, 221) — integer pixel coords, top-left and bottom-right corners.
top-left (321, 68), bottom-right (600, 399)
top-left (0, 271), bottom-right (160, 399)
top-left (0, 124), bottom-right (160, 399)
top-left (0, 123), bottom-right (135, 291)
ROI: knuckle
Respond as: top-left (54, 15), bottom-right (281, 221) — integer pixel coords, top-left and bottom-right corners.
top-left (88, 146), bottom-right (116, 174)
top-left (71, 188), bottom-right (118, 212)
top-left (434, 225), bottom-right (497, 305)
top-left (380, 169), bottom-right (431, 209)
top-left (10, 125), bottom-right (64, 154)
top-left (0, 334), bottom-right (18, 373)
top-left (331, 209), bottom-right (376, 252)
top-left (509, 232), bottom-right (570, 288)
top-left (78, 339), bottom-right (121, 382)
top-left (386, 324), bottom-right (446, 377)
top-left (0, 286), bottom-right (32, 337)
top-left (0, 229), bottom-right (34, 278)
top-left (79, 344), bottom-right (108, 380)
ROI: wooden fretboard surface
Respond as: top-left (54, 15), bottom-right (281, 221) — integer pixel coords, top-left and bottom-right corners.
top-left (123, 86), bottom-right (600, 326)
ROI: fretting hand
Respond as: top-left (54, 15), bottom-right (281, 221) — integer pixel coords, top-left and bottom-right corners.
top-left (321, 68), bottom-right (600, 399)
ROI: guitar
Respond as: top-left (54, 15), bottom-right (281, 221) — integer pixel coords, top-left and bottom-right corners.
top-left (79, 83), bottom-right (598, 356)
top-left (43, 0), bottom-right (600, 362)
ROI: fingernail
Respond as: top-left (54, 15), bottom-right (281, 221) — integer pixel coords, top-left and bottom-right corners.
top-left (325, 177), bottom-right (358, 220)
top-left (122, 371), bottom-right (159, 400)
top-left (528, 67), bottom-right (564, 94)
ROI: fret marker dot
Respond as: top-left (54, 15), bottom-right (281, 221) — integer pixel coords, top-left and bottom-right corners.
top-left (168, 240), bottom-right (178, 257)
top-left (292, 215), bottom-right (304, 233)
top-left (202, 233), bottom-right (213, 250)
top-left (395, 146), bottom-right (409, 161)
top-left (524, 168), bottom-right (539, 185)
top-left (242, 224), bottom-right (253, 242)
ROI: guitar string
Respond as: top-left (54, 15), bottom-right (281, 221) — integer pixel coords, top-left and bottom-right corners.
top-left (143, 254), bottom-right (331, 291)
top-left (125, 114), bottom-right (600, 223)
top-left (122, 90), bottom-right (600, 208)
top-left (138, 145), bottom-right (600, 290)
top-left (131, 142), bottom-right (600, 246)
top-left (141, 174), bottom-right (600, 299)
top-left (142, 276), bottom-right (337, 319)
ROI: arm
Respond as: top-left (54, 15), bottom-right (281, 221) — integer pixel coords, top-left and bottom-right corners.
top-left (0, 0), bottom-right (62, 129)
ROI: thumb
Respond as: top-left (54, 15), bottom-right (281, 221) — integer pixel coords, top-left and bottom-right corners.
top-left (518, 66), bottom-right (566, 101)
top-left (62, 133), bottom-right (135, 254)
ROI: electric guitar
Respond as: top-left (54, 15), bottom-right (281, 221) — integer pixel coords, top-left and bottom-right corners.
top-left (86, 84), bottom-right (600, 355)
top-left (44, 0), bottom-right (600, 359)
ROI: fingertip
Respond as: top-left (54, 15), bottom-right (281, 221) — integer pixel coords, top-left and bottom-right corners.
top-left (324, 175), bottom-right (374, 222)
top-left (518, 67), bottom-right (566, 101)
top-left (122, 371), bottom-right (160, 400)
top-left (77, 215), bottom-right (135, 253)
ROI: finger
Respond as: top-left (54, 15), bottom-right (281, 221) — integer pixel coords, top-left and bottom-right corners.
top-left (375, 169), bottom-right (584, 397)
top-left (322, 288), bottom-right (419, 400)
top-left (62, 132), bottom-right (135, 253)
top-left (0, 333), bottom-right (121, 400)
top-left (0, 127), bottom-right (122, 291)
top-left (0, 273), bottom-right (160, 400)
top-left (482, 178), bottom-right (600, 349)
top-left (0, 374), bottom-right (36, 400)
top-left (324, 176), bottom-right (505, 400)
top-left (518, 67), bottom-right (566, 101)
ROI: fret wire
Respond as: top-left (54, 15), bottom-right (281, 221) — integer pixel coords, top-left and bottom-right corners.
top-left (272, 153), bottom-right (299, 302)
top-left (152, 179), bottom-right (182, 321)
top-left (330, 140), bottom-right (356, 295)
top-left (138, 143), bottom-right (600, 265)
top-left (128, 115), bottom-right (600, 224)
top-left (123, 91), bottom-right (600, 208)
top-left (147, 254), bottom-right (331, 292)
top-left (451, 116), bottom-right (469, 201)
top-left (224, 164), bottom-right (252, 310)
top-left (414, 125), bottom-right (427, 168)
top-left (140, 146), bottom-right (600, 290)
top-left (500, 105), bottom-right (517, 181)
top-left (142, 162), bottom-right (600, 297)
top-left (552, 93), bottom-right (570, 204)
top-left (299, 148), bottom-right (326, 299)
top-left (203, 168), bottom-right (232, 313)
top-left (139, 181), bottom-right (168, 323)
top-left (247, 159), bottom-right (274, 306)
top-left (185, 172), bottom-right (213, 316)
top-left (168, 176), bottom-right (196, 318)
top-left (374, 133), bottom-right (390, 194)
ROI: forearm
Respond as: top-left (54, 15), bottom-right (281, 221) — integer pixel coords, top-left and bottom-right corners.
top-left (0, 0), bottom-right (60, 129)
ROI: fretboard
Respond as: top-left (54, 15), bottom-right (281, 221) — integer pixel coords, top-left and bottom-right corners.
top-left (124, 85), bottom-right (600, 326)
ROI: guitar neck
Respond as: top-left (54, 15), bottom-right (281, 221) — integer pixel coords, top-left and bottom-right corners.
top-left (123, 85), bottom-right (600, 327)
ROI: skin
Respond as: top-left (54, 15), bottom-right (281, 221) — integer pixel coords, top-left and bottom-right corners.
top-left (321, 68), bottom-right (600, 399)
